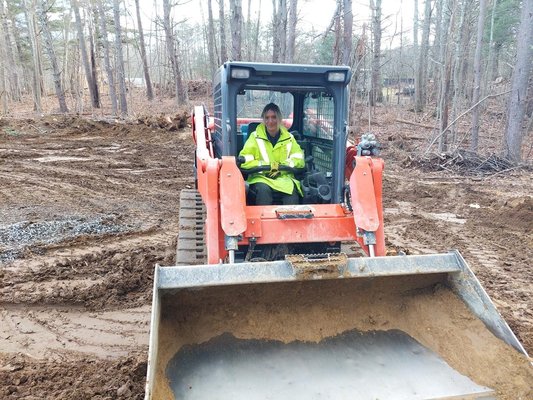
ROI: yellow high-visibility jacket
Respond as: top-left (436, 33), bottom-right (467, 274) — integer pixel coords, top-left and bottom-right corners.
top-left (239, 123), bottom-right (305, 196)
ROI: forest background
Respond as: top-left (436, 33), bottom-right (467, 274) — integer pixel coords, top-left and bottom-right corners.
top-left (0, 0), bottom-right (531, 163)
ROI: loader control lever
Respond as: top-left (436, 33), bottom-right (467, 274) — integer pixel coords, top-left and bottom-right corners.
top-left (236, 156), bottom-right (306, 176)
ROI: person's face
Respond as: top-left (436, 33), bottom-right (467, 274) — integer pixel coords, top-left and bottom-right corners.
top-left (263, 110), bottom-right (280, 136)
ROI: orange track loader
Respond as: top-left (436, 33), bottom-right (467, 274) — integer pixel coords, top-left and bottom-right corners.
top-left (145, 62), bottom-right (531, 400)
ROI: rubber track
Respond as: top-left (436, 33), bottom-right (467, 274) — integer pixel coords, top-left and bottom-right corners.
top-left (176, 189), bottom-right (207, 265)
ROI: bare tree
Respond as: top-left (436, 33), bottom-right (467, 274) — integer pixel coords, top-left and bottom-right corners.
top-left (253, 0), bottom-right (262, 61)
top-left (134, 0), bottom-right (153, 100)
top-left (229, 0), bottom-right (242, 60)
top-left (207, 0), bottom-right (218, 72)
top-left (503, 0), bottom-right (533, 162)
top-left (470, 0), bottom-right (487, 152)
top-left (414, 0), bottom-right (431, 111)
top-left (0, 19), bottom-right (7, 113)
top-left (286, 0), bottom-right (298, 63)
top-left (0, 0), bottom-right (20, 101)
top-left (112, 0), bottom-right (127, 115)
top-left (278, 0), bottom-right (287, 62)
top-left (163, 0), bottom-right (188, 105)
top-left (272, 0), bottom-right (280, 62)
top-left (342, 0), bottom-right (353, 66)
top-left (218, 0), bottom-right (228, 63)
top-left (449, 0), bottom-right (469, 144)
top-left (72, 0), bottom-right (99, 108)
top-left (370, 0), bottom-right (383, 105)
top-left (333, 0), bottom-right (342, 65)
top-left (88, 8), bottom-right (99, 109)
top-left (37, 0), bottom-right (68, 113)
top-left (97, 1), bottom-right (118, 115)
top-left (23, 0), bottom-right (42, 112)
top-left (413, 0), bottom-right (419, 52)
top-left (432, 0), bottom-right (443, 84)
top-left (437, 0), bottom-right (456, 152)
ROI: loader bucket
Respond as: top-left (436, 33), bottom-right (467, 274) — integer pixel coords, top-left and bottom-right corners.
top-left (145, 251), bottom-right (531, 400)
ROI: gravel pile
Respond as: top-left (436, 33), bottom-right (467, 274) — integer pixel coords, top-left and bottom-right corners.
top-left (0, 215), bottom-right (134, 263)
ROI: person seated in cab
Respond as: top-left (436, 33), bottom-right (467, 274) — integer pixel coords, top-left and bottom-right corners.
top-left (239, 103), bottom-right (305, 205)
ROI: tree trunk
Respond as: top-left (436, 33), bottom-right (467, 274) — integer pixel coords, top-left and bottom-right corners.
top-left (253, 0), bottom-right (262, 61)
top-left (342, 0), bottom-right (353, 66)
top-left (218, 0), bottom-right (228, 63)
top-left (333, 0), bottom-right (342, 65)
top-left (245, 0), bottom-right (252, 60)
top-left (431, 0), bottom-right (443, 85)
top-left (470, 0), bottom-right (487, 152)
top-left (286, 0), bottom-right (297, 63)
top-left (230, 0), bottom-right (242, 60)
top-left (278, 0), bottom-right (287, 62)
top-left (97, 1), bottom-right (118, 115)
top-left (449, 0), bottom-right (468, 145)
top-left (23, 0), bottom-right (42, 112)
top-left (88, 11), bottom-right (100, 108)
top-left (414, 0), bottom-right (431, 111)
top-left (207, 0), bottom-right (217, 73)
top-left (484, 0), bottom-right (497, 91)
top-left (0, 1), bottom-right (20, 101)
top-left (134, 0), bottom-right (153, 100)
top-left (503, 0), bottom-right (533, 162)
top-left (370, 0), bottom-right (383, 105)
top-left (6, 3), bottom-right (25, 93)
top-left (163, 0), bottom-right (188, 105)
top-left (37, 0), bottom-right (69, 112)
top-left (491, 44), bottom-right (501, 81)
top-left (72, 0), bottom-right (99, 108)
top-left (112, 0), bottom-right (128, 115)
top-left (438, 0), bottom-right (456, 152)
top-left (0, 28), bottom-right (7, 113)
top-left (271, 0), bottom-right (280, 62)
top-left (413, 0), bottom-right (419, 52)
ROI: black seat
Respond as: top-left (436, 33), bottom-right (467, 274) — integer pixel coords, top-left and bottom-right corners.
top-left (248, 122), bottom-right (260, 135)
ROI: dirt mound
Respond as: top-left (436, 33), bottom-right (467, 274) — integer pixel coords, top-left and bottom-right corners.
top-left (187, 80), bottom-right (212, 100)
top-left (136, 112), bottom-right (189, 131)
top-left (497, 196), bottom-right (533, 233)
top-left (0, 353), bottom-right (146, 400)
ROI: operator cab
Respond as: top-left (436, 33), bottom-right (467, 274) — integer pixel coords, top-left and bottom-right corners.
top-left (211, 62), bottom-right (351, 204)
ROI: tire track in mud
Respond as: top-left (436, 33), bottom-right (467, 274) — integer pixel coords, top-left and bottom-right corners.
top-left (0, 304), bottom-right (149, 360)
top-left (1, 231), bottom-right (177, 306)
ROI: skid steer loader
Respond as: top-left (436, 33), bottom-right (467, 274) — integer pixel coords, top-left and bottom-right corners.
top-left (145, 62), bottom-right (531, 399)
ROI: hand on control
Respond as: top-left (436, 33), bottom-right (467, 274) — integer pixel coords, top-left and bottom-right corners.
top-left (267, 161), bottom-right (280, 178)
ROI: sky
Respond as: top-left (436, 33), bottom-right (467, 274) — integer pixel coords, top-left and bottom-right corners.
top-left (135, 0), bottom-right (417, 48)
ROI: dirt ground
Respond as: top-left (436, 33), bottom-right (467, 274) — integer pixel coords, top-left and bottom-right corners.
top-left (0, 109), bottom-right (531, 399)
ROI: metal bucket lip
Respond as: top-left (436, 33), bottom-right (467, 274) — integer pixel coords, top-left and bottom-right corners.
top-left (155, 252), bottom-right (462, 290)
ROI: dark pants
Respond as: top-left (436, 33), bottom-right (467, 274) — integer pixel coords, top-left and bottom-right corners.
top-left (251, 182), bottom-right (299, 205)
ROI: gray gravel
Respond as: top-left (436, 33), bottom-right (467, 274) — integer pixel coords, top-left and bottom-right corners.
top-left (0, 215), bottom-right (135, 263)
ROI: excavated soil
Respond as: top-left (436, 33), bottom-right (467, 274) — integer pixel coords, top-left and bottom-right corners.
top-left (1, 112), bottom-right (532, 399)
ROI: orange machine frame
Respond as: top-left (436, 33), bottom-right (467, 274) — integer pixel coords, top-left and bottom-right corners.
top-left (192, 106), bottom-right (385, 264)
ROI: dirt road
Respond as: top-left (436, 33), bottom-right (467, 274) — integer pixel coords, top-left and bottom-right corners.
top-left (0, 114), bottom-right (531, 398)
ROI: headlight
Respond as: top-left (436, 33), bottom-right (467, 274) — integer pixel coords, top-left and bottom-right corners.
top-left (327, 72), bottom-right (345, 82)
top-left (231, 68), bottom-right (250, 79)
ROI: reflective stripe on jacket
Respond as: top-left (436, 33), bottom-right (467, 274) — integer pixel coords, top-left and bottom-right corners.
top-left (239, 123), bottom-right (305, 196)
